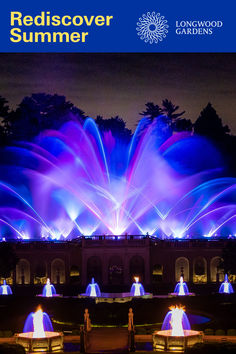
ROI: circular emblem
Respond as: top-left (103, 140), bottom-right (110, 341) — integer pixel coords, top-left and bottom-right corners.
top-left (136, 12), bottom-right (169, 44)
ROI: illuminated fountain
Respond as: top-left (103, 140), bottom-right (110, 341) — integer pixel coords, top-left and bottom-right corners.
top-left (0, 117), bottom-right (235, 240)
top-left (153, 305), bottom-right (203, 352)
top-left (219, 274), bottom-right (234, 294)
top-left (170, 276), bottom-right (194, 296)
top-left (0, 279), bottom-right (12, 295)
top-left (79, 276), bottom-right (151, 303)
top-left (15, 305), bottom-right (63, 352)
top-left (130, 277), bottom-right (145, 296)
top-left (40, 278), bottom-right (59, 297)
top-left (85, 278), bottom-right (101, 297)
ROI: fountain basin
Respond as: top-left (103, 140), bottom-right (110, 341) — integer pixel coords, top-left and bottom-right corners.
top-left (37, 293), bottom-right (62, 298)
top-left (79, 291), bottom-right (152, 303)
top-left (37, 278), bottom-right (61, 298)
top-left (169, 292), bottom-right (195, 297)
top-left (169, 277), bottom-right (195, 297)
top-left (153, 329), bottom-right (203, 352)
top-left (15, 331), bottom-right (63, 352)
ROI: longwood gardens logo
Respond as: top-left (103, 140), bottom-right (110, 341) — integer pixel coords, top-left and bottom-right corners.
top-left (136, 12), bottom-right (169, 44)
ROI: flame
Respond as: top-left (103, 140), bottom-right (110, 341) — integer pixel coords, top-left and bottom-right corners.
top-left (33, 306), bottom-right (45, 338)
top-left (169, 305), bottom-right (185, 336)
top-left (134, 277), bottom-right (139, 283)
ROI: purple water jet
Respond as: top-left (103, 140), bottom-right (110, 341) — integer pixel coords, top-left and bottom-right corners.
top-left (0, 117), bottom-right (235, 240)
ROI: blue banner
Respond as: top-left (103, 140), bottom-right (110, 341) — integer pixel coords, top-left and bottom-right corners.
top-left (0, 0), bottom-right (235, 52)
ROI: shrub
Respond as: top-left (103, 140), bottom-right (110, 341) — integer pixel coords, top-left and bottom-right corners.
top-left (185, 342), bottom-right (236, 354)
top-left (215, 329), bottom-right (225, 336)
top-left (204, 328), bottom-right (214, 335)
top-left (0, 344), bottom-right (25, 354)
top-left (227, 329), bottom-right (236, 336)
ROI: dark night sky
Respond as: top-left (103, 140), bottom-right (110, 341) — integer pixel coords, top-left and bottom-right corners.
top-left (0, 53), bottom-right (235, 132)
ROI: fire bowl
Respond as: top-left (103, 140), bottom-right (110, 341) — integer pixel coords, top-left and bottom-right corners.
top-left (153, 329), bottom-right (203, 352)
top-left (15, 331), bottom-right (63, 352)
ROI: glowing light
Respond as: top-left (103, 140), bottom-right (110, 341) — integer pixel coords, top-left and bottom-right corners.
top-left (219, 274), bottom-right (234, 294)
top-left (21, 232), bottom-right (30, 240)
top-left (46, 279), bottom-right (52, 297)
top-left (85, 278), bottom-right (101, 297)
top-left (0, 119), bottom-right (235, 241)
top-left (42, 278), bottom-right (57, 297)
top-left (134, 277), bottom-right (141, 296)
top-left (90, 284), bottom-right (96, 297)
top-left (169, 306), bottom-right (185, 336)
top-left (33, 306), bottom-right (45, 338)
top-left (17, 305), bottom-right (63, 352)
top-left (223, 282), bottom-right (229, 293)
top-left (2, 283), bottom-right (7, 295)
top-left (173, 276), bottom-right (190, 296)
top-left (130, 277), bottom-right (145, 296)
top-left (0, 280), bottom-right (12, 295)
top-left (178, 277), bottom-right (185, 296)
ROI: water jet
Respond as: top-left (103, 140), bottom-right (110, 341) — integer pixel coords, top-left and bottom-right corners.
top-left (0, 279), bottom-right (12, 295)
top-left (153, 305), bottom-right (203, 352)
top-left (15, 305), bottom-right (63, 352)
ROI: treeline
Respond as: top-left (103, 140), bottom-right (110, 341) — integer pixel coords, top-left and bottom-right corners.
top-left (0, 93), bottom-right (236, 174)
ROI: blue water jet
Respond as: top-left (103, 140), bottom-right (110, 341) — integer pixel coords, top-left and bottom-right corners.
top-left (130, 277), bottom-right (145, 296)
top-left (174, 276), bottom-right (190, 296)
top-left (23, 307), bottom-right (53, 333)
top-left (161, 307), bottom-right (191, 332)
top-left (0, 280), bottom-right (12, 295)
top-left (85, 278), bottom-right (101, 297)
top-left (219, 274), bottom-right (234, 294)
top-left (42, 278), bottom-right (57, 297)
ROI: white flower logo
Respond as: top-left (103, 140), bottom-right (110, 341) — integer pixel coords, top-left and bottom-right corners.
top-left (136, 12), bottom-right (169, 44)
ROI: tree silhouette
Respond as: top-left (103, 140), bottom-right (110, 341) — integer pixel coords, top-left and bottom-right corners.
top-left (139, 99), bottom-right (192, 136)
top-left (173, 118), bottom-right (193, 132)
top-left (221, 241), bottom-right (236, 275)
top-left (4, 93), bottom-right (86, 141)
top-left (0, 96), bottom-right (9, 145)
top-left (0, 96), bottom-right (9, 119)
top-left (0, 243), bottom-right (19, 279)
top-left (140, 102), bottom-right (163, 121)
top-left (194, 103), bottom-right (229, 140)
top-left (161, 99), bottom-right (185, 120)
top-left (96, 115), bottom-right (132, 143)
